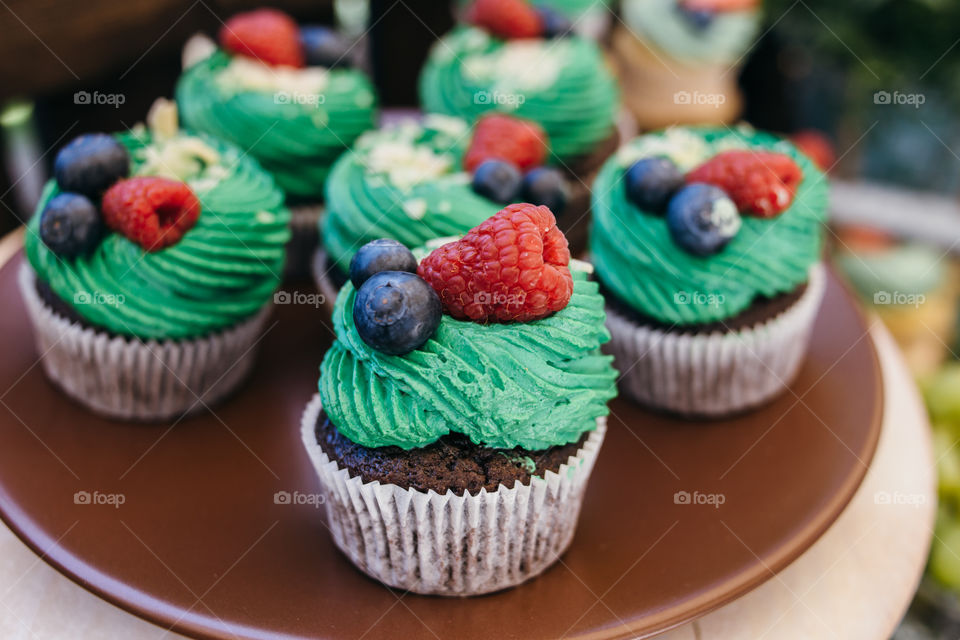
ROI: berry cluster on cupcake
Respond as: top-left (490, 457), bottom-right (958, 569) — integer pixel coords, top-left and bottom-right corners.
top-left (590, 126), bottom-right (827, 415)
top-left (176, 8), bottom-right (378, 273)
top-left (315, 113), bottom-right (572, 300)
top-left (419, 0), bottom-right (620, 249)
top-left (302, 203), bottom-right (617, 595)
top-left (21, 101), bottom-right (290, 420)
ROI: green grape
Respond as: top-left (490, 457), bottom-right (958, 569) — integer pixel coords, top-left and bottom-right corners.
top-left (931, 520), bottom-right (960, 590)
top-left (923, 364), bottom-right (960, 429)
top-left (934, 427), bottom-right (960, 503)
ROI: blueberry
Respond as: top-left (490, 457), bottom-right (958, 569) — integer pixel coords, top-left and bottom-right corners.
top-left (53, 134), bottom-right (129, 198)
top-left (536, 6), bottom-right (574, 38)
top-left (349, 238), bottom-right (418, 288)
top-left (521, 167), bottom-right (569, 213)
top-left (666, 183), bottom-right (741, 256)
top-left (471, 159), bottom-right (523, 204)
top-left (625, 156), bottom-right (685, 214)
top-left (677, 7), bottom-right (715, 31)
top-left (39, 193), bottom-right (103, 258)
top-left (353, 271), bottom-right (442, 356)
top-left (300, 25), bottom-right (353, 69)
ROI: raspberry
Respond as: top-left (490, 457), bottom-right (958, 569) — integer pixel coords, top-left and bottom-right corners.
top-left (418, 203), bottom-right (573, 323)
top-left (466, 0), bottom-right (543, 40)
top-left (790, 130), bottom-right (835, 173)
top-left (464, 114), bottom-right (549, 173)
top-left (102, 177), bottom-right (201, 252)
top-left (682, 0), bottom-right (759, 11)
top-left (686, 150), bottom-right (803, 218)
top-left (219, 9), bottom-right (304, 68)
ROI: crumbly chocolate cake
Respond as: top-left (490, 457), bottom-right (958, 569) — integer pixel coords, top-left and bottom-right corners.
top-left (600, 278), bottom-right (808, 335)
top-left (315, 410), bottom-right (588, 495)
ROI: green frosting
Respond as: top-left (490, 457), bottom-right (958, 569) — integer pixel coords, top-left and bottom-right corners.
top-left (322, 115), bottom-right (500, 270)
top-left (621, 0), bottom-right (760, 65)
top-left (319, 266), bottom-right (617, 450)
top-left (419, 26), bottom-right (618, 161)
top-left (26, 130), bottom-right (290, 340)
top-left (590, 126), bottom-right (827, 325)
top-left (176, 50), bottom-right (377, 200)
top-left (837, 244), bottom-right (947, 299)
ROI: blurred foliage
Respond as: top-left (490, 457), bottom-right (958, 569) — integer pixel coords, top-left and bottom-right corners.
top-left (765, 0), bottom-right (960, 107)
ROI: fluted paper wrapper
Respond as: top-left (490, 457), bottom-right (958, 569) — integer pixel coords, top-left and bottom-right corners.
top-left (606, 264), bottom-right (827, 416)
top-left (19, 264), bottom-right (271, 421)
top-left (286, 203), bottom-right (324, 279)
top-left (300, 394), bottom-right (606, 596)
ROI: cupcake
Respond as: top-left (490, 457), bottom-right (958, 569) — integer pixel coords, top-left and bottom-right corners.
top-left (302, 203), bottom-right (617, 595)
top-left (315, 113), bottom-right (585, 299)
top-left (20, 101), bottom-right (290, 420)
top-left (612, 0), bottom-right (761, 129)
top-left (419, 0), bottom-right (620, 248)
top-left (591, 126), bottom-right (827, 415)
top-left (176, 8), bottom-right (377, 274)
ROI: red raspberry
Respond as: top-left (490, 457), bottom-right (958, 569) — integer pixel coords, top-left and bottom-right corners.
top-left (464, 114), bottom-right (549, 173)
top-left (418, 203), bottom-right (573, 323)
top-left (466, 0), bottom-right (543, 40)
top-left (102, 177), bottom-right (201, 252)
top-left (686, 150), bottom-right (803, 218)
top-left (790, 130), bottom-right (835, 173)
top-left (219, 9), bottom-right (304, 68)
top-left (682, 0), bottom-right (759, 11)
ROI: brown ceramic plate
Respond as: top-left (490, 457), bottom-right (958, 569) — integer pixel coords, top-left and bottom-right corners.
top-left (0, 243), bottom-right (881, 639)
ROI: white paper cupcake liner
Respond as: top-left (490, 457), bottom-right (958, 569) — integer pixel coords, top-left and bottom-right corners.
top-left (285, 203), bottom-right (324, 279)
top-left (300, 394), bottom-right (606, 596)
top-left (18, 264), bottom-right (272, 421)
top-left (310, 249), bottom-right (340, 309)
top-left (606, 264), bottom-right (827, 416)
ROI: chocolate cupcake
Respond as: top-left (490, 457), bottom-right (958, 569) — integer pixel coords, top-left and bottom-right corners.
top-left (418, 1), bottom-right (620, 249)
top-left (590, 126), bottom-right (827, 415)
top-left (612, 0), bottom-right (761, 129)
top-left (20, 102), bottom-right (289, 420)
top-left (301, 204), bottom-right (617, 595)
top-left (176, 8), bottom-right (378, 274)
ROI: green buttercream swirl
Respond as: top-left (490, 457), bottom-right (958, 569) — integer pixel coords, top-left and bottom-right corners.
top-left (322, 116), bottom-right (500, 270)
top-left (176, 51), bottom-right (377, 200)
top-left (25, 130), bottom-right (290, 340)
top-left (419, 26), bottom-right (618, 161)
top-left (590, 126), bottom-right (827, 325)
top-left (319, 267), bottom-right (617, 450)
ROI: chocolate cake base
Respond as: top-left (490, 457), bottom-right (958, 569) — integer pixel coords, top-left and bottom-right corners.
top-left (315, 410), bottom-right (587, 495)
top-left (557, 129), bottom-right (621, 256)
top-left (599, 277), bottom-right (809, 335)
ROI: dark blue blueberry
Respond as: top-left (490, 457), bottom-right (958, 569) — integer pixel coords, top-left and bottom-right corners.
top-left (624, 156), bottom-right (685, 214)
top-left (677, 7), bottom-right (715, 31)
top-left (521, 167), bottom-right (570, 213)
top-left (536, 6), bottom-right (574, 38)
top-left (300, 25), bottom-right (353, 69)
top-left (471, 159), bottom-right (523, 204)
top-left (666, 183), bottom-right (741, 256)
top-left (349, 238), bottom-right (418, 288)
top-left (353, 271), bottom-right (442, 356)
top-left (53, 134), bottom-right (129, 198)
top-left (39, 193), bottom-right (103, 258)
